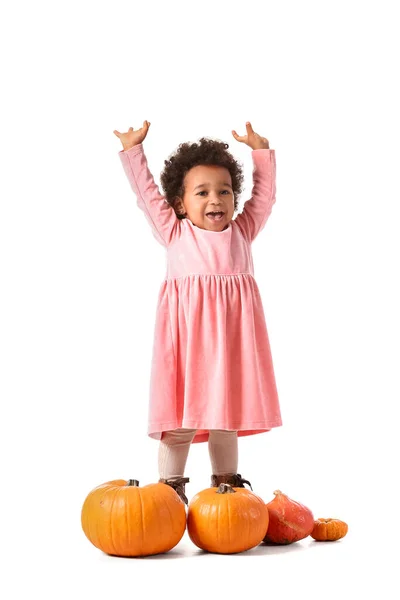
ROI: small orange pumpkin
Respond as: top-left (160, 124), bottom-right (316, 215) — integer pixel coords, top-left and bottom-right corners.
top-left (311, 518), bottom-right (348, 541)
top-left (81, 478), bottom-right (186, 557)
top-left (187, 483), bottom-right (269, 554)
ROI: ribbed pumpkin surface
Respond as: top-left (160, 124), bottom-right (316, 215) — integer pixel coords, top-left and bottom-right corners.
top-left (81, 479), bottom-right (186, 557)
top-left (187, 484), bottom-right (269, 554)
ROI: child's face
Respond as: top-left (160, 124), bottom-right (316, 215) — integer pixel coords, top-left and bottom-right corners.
top-left (176, 165), bottom-right (235, 231)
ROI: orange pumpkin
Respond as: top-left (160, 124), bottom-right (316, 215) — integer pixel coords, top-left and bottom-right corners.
top-left (263, 490), bottom-right (314, 544)
top-left (81, 478), bottom-right (186, 557)
top-left (311, 518), bottom-right (348, 541)
top-left (187, 483), bottom-right (269, 554)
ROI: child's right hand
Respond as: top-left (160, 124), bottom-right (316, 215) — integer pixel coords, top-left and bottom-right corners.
top-left (113, 120), bottom-right (151, 150)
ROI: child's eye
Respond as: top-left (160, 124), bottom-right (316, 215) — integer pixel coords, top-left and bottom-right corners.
top-left (197, 190), bottom-right (230, 196)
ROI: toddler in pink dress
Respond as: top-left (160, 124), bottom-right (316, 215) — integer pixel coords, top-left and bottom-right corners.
top-left (114, 121), bottom-right (282, 505)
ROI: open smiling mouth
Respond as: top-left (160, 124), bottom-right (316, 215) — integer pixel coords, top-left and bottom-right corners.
top-left (206, 211), bottom-right (225, 221)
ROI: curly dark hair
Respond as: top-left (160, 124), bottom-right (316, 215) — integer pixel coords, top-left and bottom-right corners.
top-left (160, 137), bottom-right (245, 219)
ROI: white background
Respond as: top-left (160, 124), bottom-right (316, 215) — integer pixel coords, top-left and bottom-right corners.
top-left (1, 0), bottom-right (399, 597)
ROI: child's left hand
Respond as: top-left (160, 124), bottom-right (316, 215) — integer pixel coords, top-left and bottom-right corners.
top-left (232, 122), bottom-right (269, 150)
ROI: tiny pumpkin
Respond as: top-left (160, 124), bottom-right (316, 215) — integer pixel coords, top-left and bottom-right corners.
top-left (187, 483), bottom-right (269, 554)
top-left (81, 478), bottom-right (186, 557)
top-left (311, 518), bottom-right (348, 541)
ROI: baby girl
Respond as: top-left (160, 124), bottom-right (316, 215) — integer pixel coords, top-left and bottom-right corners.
top-left (113, 121), bottom-right (282, 505)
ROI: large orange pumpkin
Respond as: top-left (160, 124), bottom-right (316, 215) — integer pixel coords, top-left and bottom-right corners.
top-left (81, 479), bottom-right (186, 557)
top-left (187, 483), bottom-right (269, 554)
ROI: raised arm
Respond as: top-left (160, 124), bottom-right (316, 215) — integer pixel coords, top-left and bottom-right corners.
top-left (114, 120), bottom-right (179, 247)
top-left (234, 148), bottom-right (276, 243)
top-left (118, 143), bottom-right (179, 247)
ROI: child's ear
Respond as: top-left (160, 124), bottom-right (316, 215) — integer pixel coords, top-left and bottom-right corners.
top-left (175, 197), bottom-right (186, 216)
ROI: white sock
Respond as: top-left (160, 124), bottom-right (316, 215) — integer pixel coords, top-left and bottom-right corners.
top-left (158, 428), bottom-right (197, 479)
top-left (208, 429), bottom-right (238, 475)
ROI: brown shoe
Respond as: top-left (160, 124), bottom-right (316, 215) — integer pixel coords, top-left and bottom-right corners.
top-left (158, 476), bottom-right (190, 505)
top-left (211, 473), bottom-right (253, 491)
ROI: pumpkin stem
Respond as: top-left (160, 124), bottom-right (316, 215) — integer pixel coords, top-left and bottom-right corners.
top-left (127, 479), bottom-right (140, 487)
top-left (217, 483), bottom-right (236, 494)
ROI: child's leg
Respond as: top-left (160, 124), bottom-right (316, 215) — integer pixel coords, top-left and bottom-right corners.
top-left (158, 428), bottom-right (197, 479)
top-left (208, 429), bottom-right (238, 474)
top-left (208, 429), bottom-right (253, 490)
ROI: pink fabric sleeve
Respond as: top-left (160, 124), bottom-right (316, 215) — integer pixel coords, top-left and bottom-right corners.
top-left (234, 148), bottom-right (276, 243)
top-left (118, 143), bottom-right (178, 247)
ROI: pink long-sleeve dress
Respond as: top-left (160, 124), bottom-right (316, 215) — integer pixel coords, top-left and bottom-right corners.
top-left (119, 142), bottom-right (282, 443)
